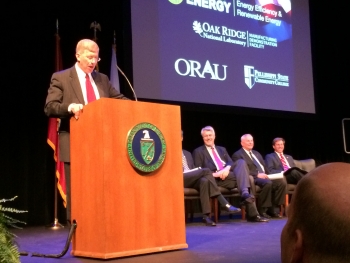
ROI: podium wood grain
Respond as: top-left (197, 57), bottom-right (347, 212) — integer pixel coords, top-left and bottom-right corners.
top-left (70, 98), bottom-right (187, 259)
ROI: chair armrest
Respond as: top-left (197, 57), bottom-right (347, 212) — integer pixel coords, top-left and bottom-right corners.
top-left (294, 159), bottom-right (316, 172)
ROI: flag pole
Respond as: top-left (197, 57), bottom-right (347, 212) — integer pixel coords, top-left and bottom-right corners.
top-left (46, 19), bottom-right (64, 229)
top-left (90, 21), bottom-right (101, 71)
top-left (110, 30), bottom-right (121, 93)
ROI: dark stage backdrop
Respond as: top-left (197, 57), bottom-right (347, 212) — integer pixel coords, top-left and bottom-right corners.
top-left (1, 0), bottom-right (349, 225)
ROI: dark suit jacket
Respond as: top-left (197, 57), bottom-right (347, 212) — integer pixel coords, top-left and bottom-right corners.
top-left (192, 145), bottom-right (234, 172)
top-left (44, 66), bottom-right (128, 162)
top-left (232, 148), bottom-right (266, 178)
top-left (265, 152), bottom-right (296, 174)
top-left (183, 149), bottom-right (196, 170)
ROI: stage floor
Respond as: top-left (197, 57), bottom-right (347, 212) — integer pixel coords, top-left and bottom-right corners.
top-left (14, 217), bottom-right (285, 263)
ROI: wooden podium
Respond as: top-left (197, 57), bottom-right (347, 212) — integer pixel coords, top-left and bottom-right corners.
top-left (70, 98), bottom-right (187, 259)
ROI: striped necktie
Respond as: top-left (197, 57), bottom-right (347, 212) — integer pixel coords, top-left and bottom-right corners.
top-left (182, 153), bottom-right (190, 171)
top-left (279, 153), bottom-right (289, 171)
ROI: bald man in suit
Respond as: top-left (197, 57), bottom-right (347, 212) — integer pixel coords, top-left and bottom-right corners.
top-left (44, 39), bottom-right (129, 221)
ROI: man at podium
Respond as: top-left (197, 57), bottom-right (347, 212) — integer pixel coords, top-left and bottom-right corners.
top-left (44, 39), bottom-right (129, 221)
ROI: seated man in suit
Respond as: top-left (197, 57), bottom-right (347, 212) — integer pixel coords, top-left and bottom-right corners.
top-left (281, 163), bottom-right (350, 263)
top-left (192, 126), bottom-right (268, 222)
top-left (265, 137), bottom-right (306, 184)
top-left (182, 131), bottom-right (240, 226)
top-left (232, 134), bottom-right (287, 219)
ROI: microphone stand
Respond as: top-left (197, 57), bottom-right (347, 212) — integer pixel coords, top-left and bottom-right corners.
top-left (116, 65), bottom-right (137, 101)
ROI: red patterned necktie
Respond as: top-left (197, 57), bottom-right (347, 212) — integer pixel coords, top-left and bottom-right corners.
top-left (279, 153), bottom-right (289, 171)
top-left (85, 74), bottom-right (96, 103)
top-left (211, 147), bottom-right (224, 170)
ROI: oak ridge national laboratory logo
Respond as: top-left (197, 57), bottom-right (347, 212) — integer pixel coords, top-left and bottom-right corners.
top-left (127, 122), bottom-right (166, 173)
top-left (192, 20), bottom-right (247, 47)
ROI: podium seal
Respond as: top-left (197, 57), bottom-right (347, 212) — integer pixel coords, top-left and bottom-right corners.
top-left (127, 122), bottom-right (166, 172)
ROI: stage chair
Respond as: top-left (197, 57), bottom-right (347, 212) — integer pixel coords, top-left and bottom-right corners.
top-left (286, 159), bottom-right (316, 206)
top-left (218, 187), bottom-right (246, 220)
top-left (248, 158), bottom-right (316, 215)
top-left (184, 187), bottom-right (245, 223)
top-left (184, 188), bottom-right (218, 223)
top-left (184, 187), bottom-right (200, 223)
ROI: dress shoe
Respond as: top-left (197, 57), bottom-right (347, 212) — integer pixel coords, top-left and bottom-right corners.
top-left (247, 215), bottom-right (269, 222)
top-left (260, 213), bottom-right (271, 219)
top-left (222, 204), bottom-right (241, 214)
top-left (265, 212), bottom-right (283, 219)
top-left (202, 216), bottom-right (216, 226)
top-left (240, 193), bottom-right (255, 205)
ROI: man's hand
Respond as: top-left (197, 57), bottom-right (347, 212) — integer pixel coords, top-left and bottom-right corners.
top-left (213, 167), bottom-right (230, 180)
top-left (70, 104), bottom-right (84, 119)
top-left (212, 171), bottom-right (226, 180)
top-left (257, 173), bottom-right (269, 179)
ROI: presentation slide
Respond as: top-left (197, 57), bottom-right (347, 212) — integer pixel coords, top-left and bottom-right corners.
top-left (131, 0), bottom-right (315, 114)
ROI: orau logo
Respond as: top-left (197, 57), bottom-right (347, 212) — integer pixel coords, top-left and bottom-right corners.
top-left (175, 58), bottom-right (227, 81)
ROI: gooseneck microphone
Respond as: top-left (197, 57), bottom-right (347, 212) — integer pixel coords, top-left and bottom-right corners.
top-left (116, 65), bottom-right (138, 101)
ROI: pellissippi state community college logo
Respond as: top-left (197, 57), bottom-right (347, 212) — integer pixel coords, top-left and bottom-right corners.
top-left (127, 122), bottom-right (166, 173)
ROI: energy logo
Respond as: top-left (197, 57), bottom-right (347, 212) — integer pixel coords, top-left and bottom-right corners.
top-left (127, 123), bottom-right (166, 173)
top-left (168, 0), bottom-right (183, 4)
top-left (187, 0), bottom-right (231, 13)
top-left (169, 0), bottom-right (231, 13)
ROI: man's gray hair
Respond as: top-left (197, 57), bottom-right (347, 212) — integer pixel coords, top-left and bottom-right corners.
top-left (201, 126), bottom-right (215, 136)
top-left (241, 134), bottom-right (252, 141)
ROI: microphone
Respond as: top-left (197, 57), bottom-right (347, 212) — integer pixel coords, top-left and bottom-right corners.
top-left (116, 65), bottom-right (138, 101)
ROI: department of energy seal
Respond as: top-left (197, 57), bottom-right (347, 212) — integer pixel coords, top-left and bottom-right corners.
top-left (126, 122), bottom-right (166, 173)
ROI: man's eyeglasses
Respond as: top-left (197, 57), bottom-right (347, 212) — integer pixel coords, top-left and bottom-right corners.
top-left (86, 56), bottom-right (101, 63)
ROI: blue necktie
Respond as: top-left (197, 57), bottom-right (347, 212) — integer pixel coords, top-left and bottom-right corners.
top-left (249, 151), bottom-right (264, 173)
